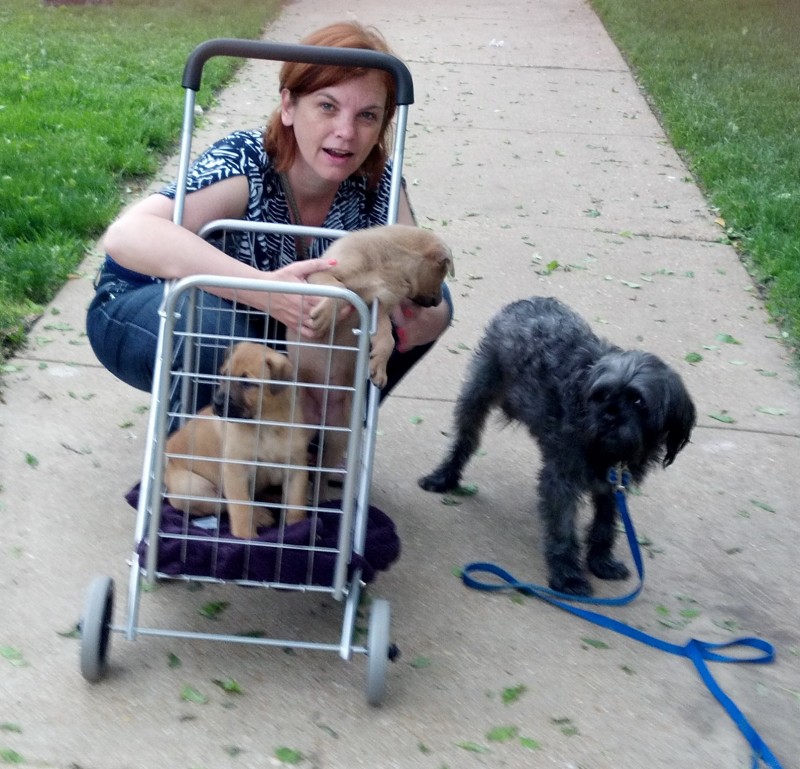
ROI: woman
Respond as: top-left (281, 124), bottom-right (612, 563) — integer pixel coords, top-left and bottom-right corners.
top-left (86, 20), bottom-right (452, 407)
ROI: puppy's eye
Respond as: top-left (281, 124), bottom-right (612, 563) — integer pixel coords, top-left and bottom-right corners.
top-left (238, 375), bottom-right (259, 390)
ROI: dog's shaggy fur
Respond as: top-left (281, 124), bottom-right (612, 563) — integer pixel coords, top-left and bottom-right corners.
top-left (419, 296), bottom-right (696, 595)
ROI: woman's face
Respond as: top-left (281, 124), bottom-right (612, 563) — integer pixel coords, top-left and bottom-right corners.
top-left (281, 71), bottom-right (387, 185)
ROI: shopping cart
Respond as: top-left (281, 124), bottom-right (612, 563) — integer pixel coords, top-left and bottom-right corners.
top-left (79, 38), bottom-right (415, 705)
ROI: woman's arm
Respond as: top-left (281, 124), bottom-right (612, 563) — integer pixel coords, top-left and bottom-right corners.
top-left (102, 177), bottom-right (333, 334)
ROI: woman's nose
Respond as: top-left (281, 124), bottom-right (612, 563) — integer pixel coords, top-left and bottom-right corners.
top-left (334, 113), bottom-right (356, 139)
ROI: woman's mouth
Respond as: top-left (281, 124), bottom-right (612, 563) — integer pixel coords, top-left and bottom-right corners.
top-left (324, 148), bottom-right (354, 160)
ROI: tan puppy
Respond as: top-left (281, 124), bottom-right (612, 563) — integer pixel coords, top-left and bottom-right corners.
top-left (288, 224), bottom-right (454, 490)
top-left (164, 342), bottom-right (312, 539)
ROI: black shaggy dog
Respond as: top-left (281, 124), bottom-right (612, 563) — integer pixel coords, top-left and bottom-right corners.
top-left (419, 297), bottom-right (696, 596)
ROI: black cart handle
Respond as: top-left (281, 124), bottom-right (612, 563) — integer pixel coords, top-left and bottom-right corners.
top-left (182, 38), bottom-right (414, 105)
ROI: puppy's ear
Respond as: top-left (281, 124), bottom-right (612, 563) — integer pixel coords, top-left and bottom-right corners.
top-left (218, 345), bottom-right (236, 376)
top-left (661, 377), bottom-right (696, 467)
top-left (436, 244), bottom-right (455, 277)
top-left (264, 350), bottom-right (293, 395)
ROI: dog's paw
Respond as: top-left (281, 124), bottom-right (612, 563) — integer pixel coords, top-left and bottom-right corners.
top-left (309, 298), bottom-right (337, 335)
top-left (418, 467), bottom-right (460, 493)
top-left (587, 555), bottom-right (630, 581)
top-left (548, 572), bottom-right (593, 596)
top-left (368, 359), bottom-right (388, 389)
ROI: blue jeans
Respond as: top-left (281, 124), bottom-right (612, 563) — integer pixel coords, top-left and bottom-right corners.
top-left (86, 257), bottom-right (453, 410)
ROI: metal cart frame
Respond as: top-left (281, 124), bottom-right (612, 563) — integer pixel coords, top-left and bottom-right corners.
top-left (79, 38), bottom-right (415, 706)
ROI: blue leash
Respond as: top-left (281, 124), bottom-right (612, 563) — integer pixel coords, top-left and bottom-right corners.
top-left (461, 467), bottom-right (784, 769)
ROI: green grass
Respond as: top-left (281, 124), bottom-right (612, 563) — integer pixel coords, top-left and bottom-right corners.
top-left (591, 0), bottom-right (800, 350)
top-left (0, 0), bottom-right (280, 353)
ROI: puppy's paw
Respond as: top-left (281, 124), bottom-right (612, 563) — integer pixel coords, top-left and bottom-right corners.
top-left (418, 465), bottom-right (461, 493)
top-left (309, 298), bottom-right (337, 335)
top-left (549, 572), bottom-right (593, 596)
top-left (368, 357), bottom-right (388, 389)
top-left (587, 555), bottom-right (630, 581)
top-left (283, 508), bottom-right (308, 526)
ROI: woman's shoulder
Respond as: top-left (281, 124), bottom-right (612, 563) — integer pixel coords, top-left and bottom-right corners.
top-left (159, 129), bottom-right (271, 198)
top-left (204, 129), bottom-right (269, 165)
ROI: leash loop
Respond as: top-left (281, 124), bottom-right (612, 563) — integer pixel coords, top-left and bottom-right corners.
top-left (460, 466), bottom-right (784, 768)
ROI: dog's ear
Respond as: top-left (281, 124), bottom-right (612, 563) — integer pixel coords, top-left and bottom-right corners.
top-left (436, 244), bottom-right (455, 277)
top-left (264, 350), bottom-right (293, 395)
top-left (420, 232), bottom-right (454, 278)
top-left (218, 345), bottom-right (236, 376)
top-left (661, 375), bottom-right (696, 467)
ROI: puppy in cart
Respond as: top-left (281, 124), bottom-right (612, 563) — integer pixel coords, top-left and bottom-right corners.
top-left (164, 342), bottom-right (312, 539)
top-left (419, 296), bottom-right (696, 596)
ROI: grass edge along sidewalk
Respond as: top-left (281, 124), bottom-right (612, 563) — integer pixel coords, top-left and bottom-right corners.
top-left (591, 0), bottom-right (800, 364)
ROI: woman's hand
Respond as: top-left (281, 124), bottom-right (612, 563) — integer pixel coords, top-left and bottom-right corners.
top-left (258, 258), bottom-right (340, 336)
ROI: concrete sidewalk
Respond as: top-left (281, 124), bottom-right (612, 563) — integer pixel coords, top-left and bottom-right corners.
top-left (1, 0), bottom-right (798, 767)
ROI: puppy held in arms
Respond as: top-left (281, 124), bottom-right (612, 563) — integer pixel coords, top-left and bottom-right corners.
top-left (289, 224), bottom-right (454, 490)
top-left (419, 296), bottom-right (696, 596)
top-left (164, 342), bottom-right (312, 539)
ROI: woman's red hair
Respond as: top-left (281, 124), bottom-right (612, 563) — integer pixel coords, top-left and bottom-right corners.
top-left (263, 21), bottom-right (399, 189)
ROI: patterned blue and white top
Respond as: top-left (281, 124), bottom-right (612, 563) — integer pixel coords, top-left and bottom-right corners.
top-left (159, 129), bottom-right (398, 271)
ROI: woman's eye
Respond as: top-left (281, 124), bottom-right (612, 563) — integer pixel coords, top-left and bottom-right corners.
top-left (360, 111), bottom-right (379, 122)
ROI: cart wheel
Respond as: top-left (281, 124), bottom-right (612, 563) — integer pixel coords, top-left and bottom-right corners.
top-left (80, 575), bottom-right (114, 683)
top-left (366, 598), bottom-right (391, 706)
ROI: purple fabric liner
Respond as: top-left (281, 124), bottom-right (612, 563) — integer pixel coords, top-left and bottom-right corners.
top-left (127, 485), bottom-right (400, 586)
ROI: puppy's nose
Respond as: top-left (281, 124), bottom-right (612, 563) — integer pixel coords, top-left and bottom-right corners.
top-left (411, 294), bottom-right (441, 308)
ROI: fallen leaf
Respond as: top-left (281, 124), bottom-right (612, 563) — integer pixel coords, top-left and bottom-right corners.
top-left (198, 601), bottom-right (229, 619)
top-left (56, 624), bottom-right (81, 639)
top-left (581, 637), bottom-right (611, 649)
top-left (0, 647), bottom-right (28, 667)
top-left (180, 685), bottom-right (208, 704)
top-left (275, 747), bottom-right (303, 764)
top-left (457, 741), bottom-right (490, 753)
top-left (213, 678), bottom-right (243, 694)
top-left (502, 684), bottom-right (528, 705)
top-left (708, 411), bottom-right (736, 423)
top-left (487, 726), bottom-right (519, 742)
top-left (756, 406), bottom-right (787, 416)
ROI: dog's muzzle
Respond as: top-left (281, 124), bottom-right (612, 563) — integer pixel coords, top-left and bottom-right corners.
top-left (410, 294), bottom-right (442, 308)
top-left (212, 390), bottom-right (247, 420)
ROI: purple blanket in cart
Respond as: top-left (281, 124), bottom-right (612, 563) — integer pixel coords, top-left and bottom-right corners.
top-left (127, 485), bottom-right (400, 586)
